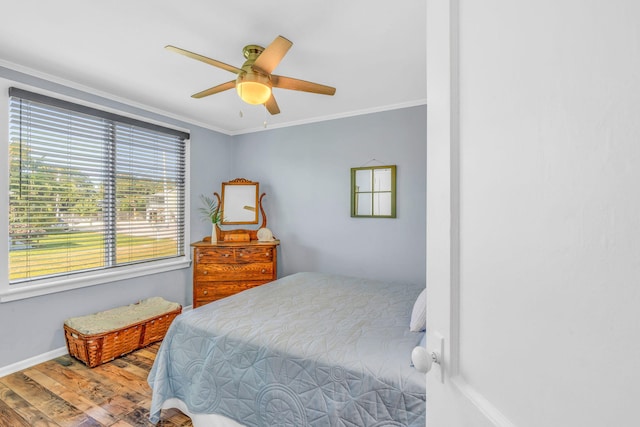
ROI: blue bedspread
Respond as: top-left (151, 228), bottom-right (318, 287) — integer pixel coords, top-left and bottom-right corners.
top-left (148, 272), bottom-right (426, 426)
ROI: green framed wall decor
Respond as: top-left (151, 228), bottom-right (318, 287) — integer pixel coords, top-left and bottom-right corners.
top-left (350, 165), bottom-right (397, 218)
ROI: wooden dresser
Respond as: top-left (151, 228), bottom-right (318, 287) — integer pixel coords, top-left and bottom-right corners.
top-left (191, 240), bottom-right (280, 308)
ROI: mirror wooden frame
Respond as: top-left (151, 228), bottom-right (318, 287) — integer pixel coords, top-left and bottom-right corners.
top-left (210, 178), bottom-right (268, 242)
top-left (219, 178), bottom-right (259, 225)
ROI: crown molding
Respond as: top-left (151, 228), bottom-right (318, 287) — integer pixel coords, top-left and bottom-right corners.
top-left (0, 59), bottom-right (425, 137)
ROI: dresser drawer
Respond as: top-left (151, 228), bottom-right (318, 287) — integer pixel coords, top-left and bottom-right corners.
top-left (235, 246), bottom-right (274, 263)
top-left (195, 247), bottom-right (235, 263)
top-left (196, 246), bottom-right (274, 263)
top-left (195, 262), bottom-right (274, 281)
top-left (194, 280), bottom-right (268, 305)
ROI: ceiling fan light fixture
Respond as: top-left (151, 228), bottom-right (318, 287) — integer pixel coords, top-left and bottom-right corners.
top-left (237, 81), bottom-right (271, 105)
top-left (167, 36), bottom-right (335, 115)
top-left (236, 72), bottom-right (272, 105)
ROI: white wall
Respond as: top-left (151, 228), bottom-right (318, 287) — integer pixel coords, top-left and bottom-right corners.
top-left (428, 1), bottom-right (640, 426)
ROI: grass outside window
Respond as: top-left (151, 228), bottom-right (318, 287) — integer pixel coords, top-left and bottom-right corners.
top-left (10, 230), bottom-right (179, 282)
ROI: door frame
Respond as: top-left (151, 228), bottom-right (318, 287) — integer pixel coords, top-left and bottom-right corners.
top-left (426, 1), bottom-right (515, 425)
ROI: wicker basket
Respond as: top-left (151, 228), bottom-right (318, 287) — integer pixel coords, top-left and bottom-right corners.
top-left (64, 299), bottom-right (181, 368)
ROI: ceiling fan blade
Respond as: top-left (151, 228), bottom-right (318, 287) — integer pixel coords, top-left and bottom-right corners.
top-left (191, 80), bottom-right (236, 98)
top-left (272, 75), bottom-right (336, 96)
top-left (165, 45), bottom-right (242, 74)
top-left (265, 94), bottom-right (280, 115)
top-left (252, 36), bottom-right (293, 74)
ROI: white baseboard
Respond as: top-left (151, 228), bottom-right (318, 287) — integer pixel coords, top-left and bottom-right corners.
top-left (451, 377), bottom-right (516, 427)
top-left (0, 304), bottom-right (193, 378)
top-left (0, 346), bottom-right (69, 378)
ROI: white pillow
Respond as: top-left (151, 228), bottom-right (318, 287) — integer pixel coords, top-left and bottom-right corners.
top-left (409, 288), bottom-right (426, 332)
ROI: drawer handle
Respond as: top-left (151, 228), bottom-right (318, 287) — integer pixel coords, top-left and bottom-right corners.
top-left (238, 253), bottom-right (244, 257)
top-left (203, 271), bottom-right (208, 275)
top-left (261, 269), bottom-right (266, 273)
top-left (222, 254), bottom-right (230, 257)
top-left (265, 251), bottom-right (270, 256)
top-left (203, 290), bottom-right (208, 295)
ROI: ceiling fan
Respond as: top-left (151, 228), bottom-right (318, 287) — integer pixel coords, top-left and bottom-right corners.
top-left (165, 35), bottom-right (336, 115)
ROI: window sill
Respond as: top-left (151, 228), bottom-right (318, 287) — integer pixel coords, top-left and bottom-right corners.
top-left (0, 257), bottom-right (191, 303)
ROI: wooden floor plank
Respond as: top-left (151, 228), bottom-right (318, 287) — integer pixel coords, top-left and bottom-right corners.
top-left (0, 394), bottom-right (33, 427)
top-left (90, 362), bottom-right (150, 397)
top-left (0, 343), bottom-right (193, 426)
top-left (98, 394), bottom-right (140, 417)
top-left (120, 351), bottom-right (155, 372)
top-left (0, 380), bottom-right (60, 427)
top-left (109, 421), bottom-right (137, 427)
top-left (107, 358), bottom-right (152, 382)
top-left (34, 359), bottom-right (116, 407)
top-left (160, 407), bottom-right (193, 426)
top-left (0, 377), bottom-right (65, 427)
top-left (121, 405), bottom-right (158, 427)
top-left (134, 345), bottom-right (159, 361)
top-left (23, 368), bottom-right (118, 426)
top-left (0, 371), bottom-right (99, 427)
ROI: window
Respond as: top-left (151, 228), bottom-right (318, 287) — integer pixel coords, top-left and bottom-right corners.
top-left (351, 165), bottom-right (397, 218)
top-left (7, 88), bottom-right (189, 288)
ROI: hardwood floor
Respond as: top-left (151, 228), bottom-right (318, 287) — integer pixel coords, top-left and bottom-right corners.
top-left (0, 343), bottom-right (192, 426)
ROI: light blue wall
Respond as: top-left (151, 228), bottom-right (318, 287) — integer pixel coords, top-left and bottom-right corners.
top-left (0, 67), bottom-right (425, 368)
top-left (0, 68), bottom-right (233, 367)
top-left (232, 106), bottom-right (426, 286)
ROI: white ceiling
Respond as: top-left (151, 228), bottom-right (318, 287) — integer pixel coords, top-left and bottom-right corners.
top-left (0, 1), bottom-right (426, 135)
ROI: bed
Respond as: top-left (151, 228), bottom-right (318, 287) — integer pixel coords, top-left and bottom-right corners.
top-left (148, 272), bottom-right (426, 426)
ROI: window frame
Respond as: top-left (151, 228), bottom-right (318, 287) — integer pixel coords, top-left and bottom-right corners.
top-left (350, 165), bottom-right (397, 218)
top-left (0, 82), bottom-right (191, 302)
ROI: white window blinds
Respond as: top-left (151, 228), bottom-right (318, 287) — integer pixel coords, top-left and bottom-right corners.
top-left (8, 88), bottom-right (188, 284)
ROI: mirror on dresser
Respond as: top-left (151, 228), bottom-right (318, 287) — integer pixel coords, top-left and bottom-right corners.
top-left (209, 178), bottom-right (270, 242)
top-left (220, 178), bottom-right (259, 225)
